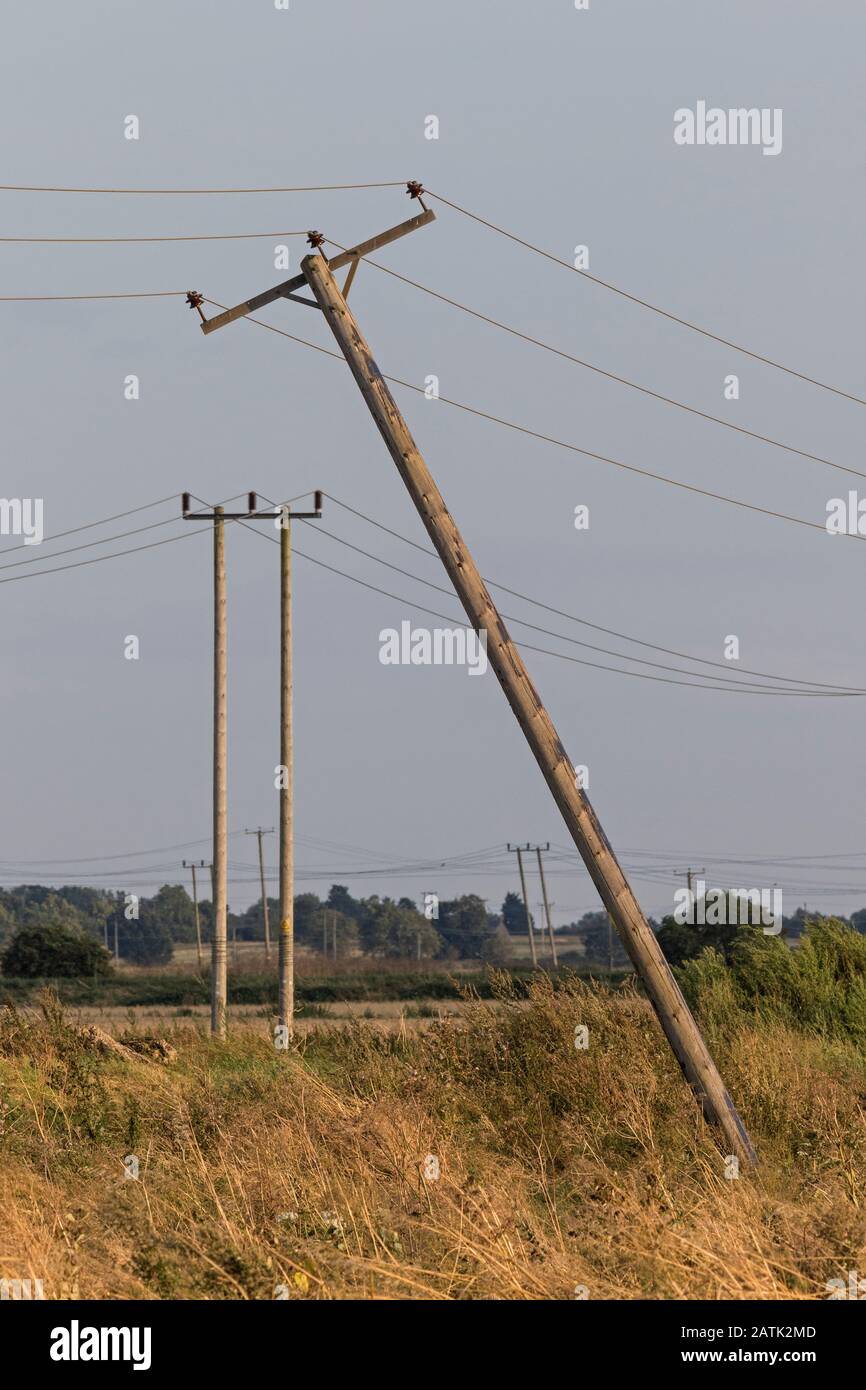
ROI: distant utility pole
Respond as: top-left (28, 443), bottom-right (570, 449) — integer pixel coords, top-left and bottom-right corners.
top-left (245, 827), bottom-right (274, 962)
top-left (507, 843), bottom-right (538, 967)
top-left (240, 494), bottom-right (323, 1040)
top-left (533, 844), bottom-right (558, 968)
top-left (182, 858), bottom-right (208, 968)
top-left (182, 494), bottom-right (256, 1038)
top-left (676, 867), bottom-right (707, 899)
top-left (195, 190), bottom-right (757, 1163)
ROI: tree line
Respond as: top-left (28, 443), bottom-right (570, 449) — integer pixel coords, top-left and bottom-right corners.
top-left (2, 881), bottom-right (862, 976)
top-left (0, 882), bottom-right (514, 973)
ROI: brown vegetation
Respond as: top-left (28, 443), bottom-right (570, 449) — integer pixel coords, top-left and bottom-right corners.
top-left (0, 970), bottom-right (864, 1300)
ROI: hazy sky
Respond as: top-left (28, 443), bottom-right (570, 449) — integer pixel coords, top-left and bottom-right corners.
top-left (1, 1), bottom-right (864, 925)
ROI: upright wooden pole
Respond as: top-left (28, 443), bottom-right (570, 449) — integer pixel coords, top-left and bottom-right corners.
top-left (190, 862), bottom-right (203, 969)
top-left (212, 507), bottom-right (228, 1038)
top-left (278, 516), bottom-right (294, 1037)
top-left (513, 845), bottom-right (537, 967)
top-left (302, 250), bottom-right (757, 1166)
top-left (256, 830), bottom-right (272, 962)
top-left (535, 846), bottom-right (558, 968)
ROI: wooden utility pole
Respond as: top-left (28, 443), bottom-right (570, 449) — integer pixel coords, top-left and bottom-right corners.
top-left (677, 867), bottom-right (707, 900)
top-left (182, 858), bottom-right (205, 968)
top-left (279, 511), bottom-right (293, 1032)
top-left (245, 827), bottom-right (274, 962)
top-left (194, 190), bottom-right (755, 1162)
top-left (296, 247), bottom-right (756, 1165)
top-left (507, 843), bottom-right (538, 966)
top-left (239, 495), bottom-right (323, 1039)
top-left (182, 494), bottom-right (258, 1037)
top-left (533, 843), bottom-right (558, 968)
top-left (212, 506), bottom-right (228, 1036)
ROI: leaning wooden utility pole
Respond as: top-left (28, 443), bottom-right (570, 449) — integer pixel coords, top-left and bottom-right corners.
top-left (192, 189), bottom-right (756, 1163)
top-left (297, 247), bottom-right (756, 1166)
top-left (534, 843), bottom-right (559, 968)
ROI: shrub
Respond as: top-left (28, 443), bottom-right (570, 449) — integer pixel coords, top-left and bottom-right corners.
top-left (1, 922), bottom-right (112, 978)
top-left (678, 916), bottom-right (866, 1048)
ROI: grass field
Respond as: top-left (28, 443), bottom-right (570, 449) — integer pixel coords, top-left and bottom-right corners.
top-left (2, 936), bottom-right (865, 1300)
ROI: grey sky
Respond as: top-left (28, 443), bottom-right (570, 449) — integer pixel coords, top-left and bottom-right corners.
top-left (1, 1), bottom-right (864, 925)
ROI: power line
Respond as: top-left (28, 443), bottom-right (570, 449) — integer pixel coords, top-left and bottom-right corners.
top-left (0, 493), bottom-right (178, 553)
top-left (321, 493), bottom-right (864, 693)
top-left (0, 491), bottom-right (311, 585)
top-left (344, 244), bottom-right (866, 483)
top-left (425, 190), bottom-right (866, 409)
top-left (10, 236), bottom-right (859, 481)
top-left (287, 507), bottom-right (858, 694)
top-left (0, 231), bottom-right (310, 244)
top-left (236, 498), bottom-right (854, 697)
top-left (0, 513), bottom-right (180, 572)
top-left (3, 478), bottom-right (861, 695)
top-left (0, 180), bottom-right (405, 194)
top-left (0, 523), bottom-right (209, 583)
top-left (0, 833), bottom-right (245, 865)
top-left (0, 290), bottom-right (187, 301)
top-left (205, 298), bottom-right (866, 544)
top-left (2, 290), bottom-right (856, 535)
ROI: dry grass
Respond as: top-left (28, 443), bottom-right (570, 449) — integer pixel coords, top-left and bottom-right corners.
top-left (0, 975), bottom-right (864, 1300)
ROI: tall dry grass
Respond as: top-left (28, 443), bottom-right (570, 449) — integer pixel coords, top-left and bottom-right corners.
top-left (0, 968), bottom-right (864, 1299)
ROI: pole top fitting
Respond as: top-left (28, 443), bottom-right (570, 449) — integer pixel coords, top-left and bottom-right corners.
top-left (306, 230), bottom-right (326, 250)
top-left (186, 290), bottom-right (207, 324)
top-left (406, 180), bottom-right (424, 200)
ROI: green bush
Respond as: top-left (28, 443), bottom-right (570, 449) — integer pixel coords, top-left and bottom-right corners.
top-left (1, 922), bottom-right (112, 979)
top-left (678, 916), bottom-right (866, 1047)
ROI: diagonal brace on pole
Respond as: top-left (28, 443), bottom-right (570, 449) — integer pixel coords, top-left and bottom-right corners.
top-left (198, 205), bottom-right (435, 335)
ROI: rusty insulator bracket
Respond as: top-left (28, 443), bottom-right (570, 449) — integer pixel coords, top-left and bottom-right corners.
top-left (186, 289), bottom-right (206, 323)
top-left (306, 230), bottom-right (326, 250)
